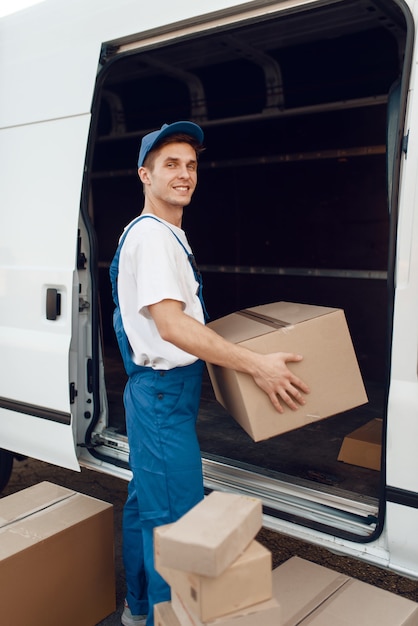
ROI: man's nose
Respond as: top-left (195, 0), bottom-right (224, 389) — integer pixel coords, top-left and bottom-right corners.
top-left (178, 164), bottom-right (191, 178)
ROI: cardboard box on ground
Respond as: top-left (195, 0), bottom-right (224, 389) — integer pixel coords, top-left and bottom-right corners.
top-left (275, 557), bottom-right (418, 626)
top-left (206, 302), bottom-right (368, 442)
top-left (0, 481), bottom-right (116, 626)
top-left (154, 492), bottom-right (418, 626)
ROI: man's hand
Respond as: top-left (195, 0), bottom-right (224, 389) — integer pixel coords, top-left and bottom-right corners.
top-left (250, 352), bottom-right (309, 413)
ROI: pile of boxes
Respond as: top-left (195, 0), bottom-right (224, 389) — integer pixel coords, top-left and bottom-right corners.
top-left (154, 491), bottom-right (418, 626)
top-left (154, 490), bottom-right (278, 625)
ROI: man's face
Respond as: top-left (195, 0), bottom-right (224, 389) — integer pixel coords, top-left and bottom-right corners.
top-left (140, 142), bottom-right (198, 208)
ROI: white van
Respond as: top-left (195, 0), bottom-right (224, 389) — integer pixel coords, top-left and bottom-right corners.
top-left (1, 0), bottom-right (418, 580)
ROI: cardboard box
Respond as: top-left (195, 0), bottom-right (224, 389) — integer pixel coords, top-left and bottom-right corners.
top-left (155, 601), bottom-right (181, 626)
top-left (156, 538), bottom-right (272, 621)
top-left (272, 557), bottom-right (418, 626)
top-left (154, 491), bottom-right (262, 577)
top-left (171, 590), bottom-right (281, 626)
top-left (207, 302), bottom-right (368, 441)
top-left (272, 556), bottom-right (349, 626)
top-left (301, 578), bottom-right (418, 625)
top-left (0, 481), bottom-right (116, 626)
top-left (337, 418), bottom-right (382, 470)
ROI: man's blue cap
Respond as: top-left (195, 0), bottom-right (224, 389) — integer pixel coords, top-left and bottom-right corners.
top-left (137, 121), bottom-right (204, 168)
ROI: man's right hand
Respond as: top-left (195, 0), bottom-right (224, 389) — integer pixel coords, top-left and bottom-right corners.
top-left (250, 352), bottom-right (310, 413)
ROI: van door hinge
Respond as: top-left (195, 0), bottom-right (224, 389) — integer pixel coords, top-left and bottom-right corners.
top-left (402, 130), bottom-right (409, 155)
top-left (77, 230), bottom-right (87, 269)
top-left (70, 383), bottom-right (78, 404)
top-left (79, 297), bottom-right (90, 312)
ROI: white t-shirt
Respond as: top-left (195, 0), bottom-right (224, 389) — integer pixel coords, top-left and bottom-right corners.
top-left (117, 214), bottom-right (204, 369)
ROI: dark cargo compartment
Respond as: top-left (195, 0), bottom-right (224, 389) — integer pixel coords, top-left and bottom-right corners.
top-left (90, 0), bottom-right (408, 513)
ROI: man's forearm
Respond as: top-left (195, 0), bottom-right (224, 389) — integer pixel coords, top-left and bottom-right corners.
top-left (149, 298), bottom-right (259, 374)
top-left (148, 299), bottom-right (309, 413)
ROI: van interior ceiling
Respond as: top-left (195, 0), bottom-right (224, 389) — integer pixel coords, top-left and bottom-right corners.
top-left (86, 0), bottom-right (408, 535)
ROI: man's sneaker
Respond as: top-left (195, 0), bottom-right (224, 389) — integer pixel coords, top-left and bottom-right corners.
top-left (121, 600), bottom-right (147, 626)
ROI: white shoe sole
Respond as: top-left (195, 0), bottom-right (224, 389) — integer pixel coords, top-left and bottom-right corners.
top-left (121, 609), bottom-right (147, 626)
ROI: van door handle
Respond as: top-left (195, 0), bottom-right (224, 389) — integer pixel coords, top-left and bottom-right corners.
top-left (46, 288), bottom-right (61, 320)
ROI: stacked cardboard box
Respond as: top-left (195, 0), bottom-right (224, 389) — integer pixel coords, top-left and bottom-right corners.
top-left (154, 491), bottom-right (279, 625)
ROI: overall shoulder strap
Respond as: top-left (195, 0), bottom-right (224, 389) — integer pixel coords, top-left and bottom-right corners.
top-left (109, 214), bottom-right (188, 305)
top-left (109, 215), bottom-right (148, 306)
top-left (109, 214), bottom-right (209, 320)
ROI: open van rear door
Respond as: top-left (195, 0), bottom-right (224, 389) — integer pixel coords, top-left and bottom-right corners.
top-left (0, 114), bottom-right (91, 470)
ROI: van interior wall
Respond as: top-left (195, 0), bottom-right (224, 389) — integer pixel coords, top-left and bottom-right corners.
top-left (95, 125), bottom-right (388, 380)
top-left (90, 0), bottom-right (407, 497)
top-left (185, 107), bottom-right (390, 382)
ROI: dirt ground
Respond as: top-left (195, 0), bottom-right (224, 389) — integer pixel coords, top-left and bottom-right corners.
top-left (3, 455), bottom-right (418, 625)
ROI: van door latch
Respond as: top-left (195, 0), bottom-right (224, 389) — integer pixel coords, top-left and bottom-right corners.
top-left (70, 383), bottom-right (78, 404)
top-left (46, 288), bottom-right (61, 320)
top-left (402, 130), bottom-right (409, 155)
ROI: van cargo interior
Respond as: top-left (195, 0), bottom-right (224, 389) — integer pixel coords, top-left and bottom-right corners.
top-left (88, 0), bottom-right (408, 535)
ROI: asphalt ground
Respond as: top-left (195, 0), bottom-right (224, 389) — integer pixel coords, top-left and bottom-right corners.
top-left (3, 456), bottom-right (418, 625)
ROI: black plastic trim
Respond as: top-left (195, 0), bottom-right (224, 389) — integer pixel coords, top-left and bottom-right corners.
top-left (0, 397), bottom-right (71, 425)
top-left (386, 486), bottom-right (418, 509)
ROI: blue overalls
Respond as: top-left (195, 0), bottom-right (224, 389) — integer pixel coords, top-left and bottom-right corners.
top-left (109, 216), bottom-right (208, 624)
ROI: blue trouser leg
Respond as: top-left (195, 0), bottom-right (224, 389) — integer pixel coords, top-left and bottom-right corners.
top-left (122, 478), bottom-right (149, 616)
top-left (122, 360), bottom-right (204, 626)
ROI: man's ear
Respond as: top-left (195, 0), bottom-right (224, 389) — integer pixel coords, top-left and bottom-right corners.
top-left (138, 167), bottom-right (150, 184)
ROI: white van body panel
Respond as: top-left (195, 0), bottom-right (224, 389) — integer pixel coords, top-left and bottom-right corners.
top-left (1, 0), bottom-right (418, 580)
top-left (0, 0), bottom-right (247, 127)
top-left (0, 410), bottom-right (80, 470)
top-left (387, 503), bottom-right (418, 577)
top-left (386, 44), bottom-right (418, 494)
top-left (0, 115), bottom-right (90, 469)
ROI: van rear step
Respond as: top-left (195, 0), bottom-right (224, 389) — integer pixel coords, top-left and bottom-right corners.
top-left (93, 427), bottom-right (130, 455)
